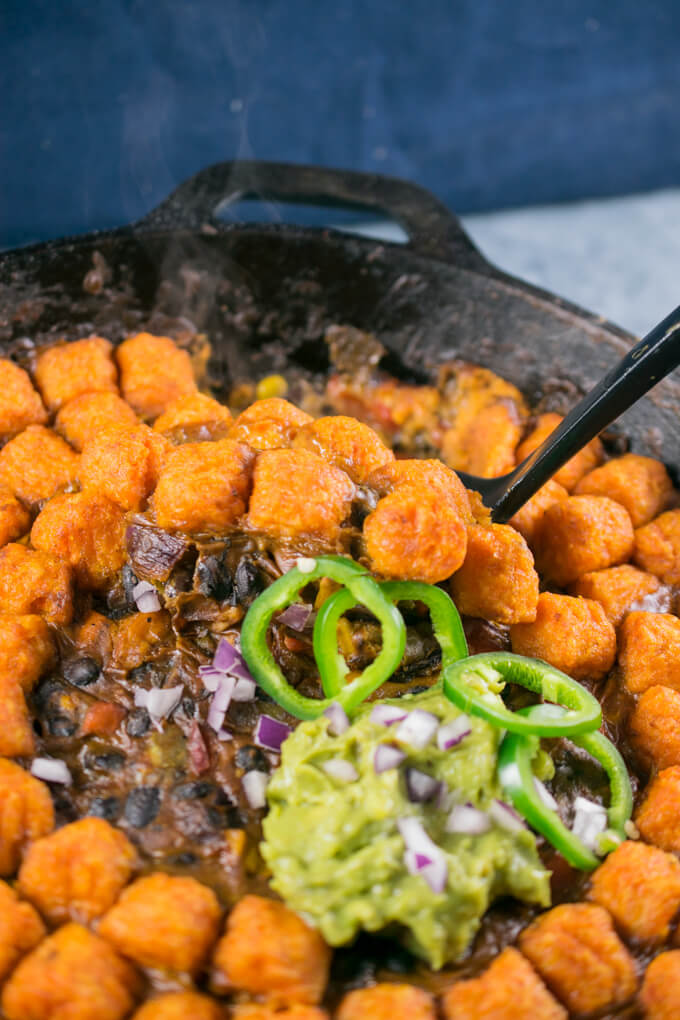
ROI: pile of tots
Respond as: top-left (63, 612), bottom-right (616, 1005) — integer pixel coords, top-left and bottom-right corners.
top-left (0, 331), bottom-right (680, 1018)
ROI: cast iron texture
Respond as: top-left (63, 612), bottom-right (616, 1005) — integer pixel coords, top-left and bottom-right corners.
top-left (0, 160), bottom-right (677, 467)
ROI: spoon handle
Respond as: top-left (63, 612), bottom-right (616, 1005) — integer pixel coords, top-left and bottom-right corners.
top-left (493, 303), bottom-right (680, 522)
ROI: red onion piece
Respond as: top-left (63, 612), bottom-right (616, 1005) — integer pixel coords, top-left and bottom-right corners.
top-left (296, 556), bottom-right (317, 574)
top-left (132, 580), bottom-right (162, 613)
top-left (323, 702), bottom-right (350, 736)
top-left (232, 677), bottom-right (257, 702)
top-left (225, 660), bottom-right (255, 683)
top-left (489, 798), bottom-right (527, 833)
top-left (242, 770), bottom-right (269, 809)
top-left (187, 721), bottom-right (210, 774)
top-left (436, 715), bottom-right (472, 751)
top-left (207, 675), bottom-right (236, 733)
top-left (254, 714), bottom-right (292, 752)
top-left (369, 704), bottom-right (408, 727)
top-left (30, 757), bottom-right (72, 785)
top-left (405, 768), bottom-right (442, 803)
top-left (446, 804), bottom-right (492, 835)
top-left (320, 758), bottom-right (359, 783)
top-left (134, 685), bottom-right (183, 730)
top-left (213, 638), bottom-right (242, 672)
top-left (398, 817), bottom-right (448, 894)
top-left (395, 709), bottom-right (439, 750)
top-left (373, 744), bottom-right (406, 774)
top-left (572, 796), bottom-right (608, 850)
top-left (277, 603), bottom-right (313, 631)
top-left (198, 666), bottom-right (224, 693)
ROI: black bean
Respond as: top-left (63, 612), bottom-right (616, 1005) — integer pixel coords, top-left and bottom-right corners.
top-left (47, 715), bottom-right (78, 737)
top-left (181, 696), bottom-right (195, 717)
top-left (174, 781), bottom-right (213, 799)
top-left (172, 851), bottom-right (198, 866)
top-left (63, 657), bottom-right (100, 687)
top-left (235, 744), bottom-right (268, 772)
top-left (124, 787), bottom-right (160, 827)
top-left (234, 558), bottom-right (265, 605)
top-left (88, 796), bottom-right (121, 821)
top-left (88, 751), bottom-right (126, 771)
top-left (126, 708), bottom-right (150, 737)
top-left (195, 553), bottom-right (234, 601)
top-left (128, 662), bottom-right (165, 687)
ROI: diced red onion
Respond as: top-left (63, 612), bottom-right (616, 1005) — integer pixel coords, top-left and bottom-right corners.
top-left (254, 714), bottom-right (292, 752)
top-left (187, 721), bottom-right (210, 774)
top-left (534, 778), bottom-right (558, 811)
top-left (296, 556), bottom-right (317, 574)
top-left (321, 758), bottom-right (359, 783)
top-left (436, 715), bottom-right (472, 751)
top-left (405, 768), bottom-right (442, 803)
top-left (572, 796), bottom-right (608, 850)
top-left (30, 757), bottom-right (72, 785)
top-left (373, 744), bottom-right (406, 774)
top-left (395, 709), bottom-right (439, 750)
top-left (134, 684), bottom-right (184, 730)
top-left (232, 677), bottom-right (257, 702)
top-left (489, 798), bottom-right (527, 833)
top-left (213, 638), bottom-right (242, 672)
top-left (398, 817), bottom-right (448, 894)
top-left (446, 804), bottom-right (492, 835)
top-left (370, 704), bottom-right (408, 727)
top-left (207, 675), bottom-right (236, 733)
top-left (277, 603), bottom-right (313, 631)
top-left (132, 579), bottom-right (162, 613)
top-left (324, 702), bottom-right (350, 736)
top-left (198, 666), bottom-right (224, 693)
top-left (242, 770), bottom-right (269, 809)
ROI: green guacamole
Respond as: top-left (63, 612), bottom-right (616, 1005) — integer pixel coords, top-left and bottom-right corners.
top-left (261, 687), bottom-right (550, 968)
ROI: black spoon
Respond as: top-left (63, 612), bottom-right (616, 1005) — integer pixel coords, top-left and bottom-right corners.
top-left (456, 303), bottom-right (680, 522)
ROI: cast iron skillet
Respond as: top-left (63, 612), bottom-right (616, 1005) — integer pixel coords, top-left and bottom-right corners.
top-left (1, 160), bottom-right (678, 471)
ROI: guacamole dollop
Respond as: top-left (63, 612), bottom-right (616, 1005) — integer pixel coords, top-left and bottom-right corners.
top-left (261, 687), bottom-right (550, 968)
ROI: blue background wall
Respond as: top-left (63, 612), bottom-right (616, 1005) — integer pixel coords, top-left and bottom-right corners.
top-left (2, 0), bottom-right (680, 248)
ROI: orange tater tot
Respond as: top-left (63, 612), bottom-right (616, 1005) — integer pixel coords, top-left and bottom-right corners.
top-left (0, 879), bottom-right (45, 983)
top-left (631, 685), bottom-right (680, 770)
top-left (516, 412), bottom-right (604, 490)
top-left (0, 758), bottom-right (54, 876)
top-left (117, 333), bottom-right (197, 419)
top-left (153, 439), bottom-right (254, 532)
top-left (31, 491), bottom-right (127, 590)
top-left (569, 564), bottom-right (661, 627)
top-left (588, 840), bottom-right (680, 942)
top-left (367, 458), bottom-right (473, 522)
top-left (364, 484), bottom-right (467, 584)
top-left (575, 453), bottom-right (673, 528)
top-left (17, 817), bottom-right (137, 926)
top-left (450, 522), bottom-right (539, 624)
top-left (618, 611), bottom-right (680, 694)
top-left (0, 676), bottom-right (34, 758)
top-left (248, 449), bottom-right (354, 545)
top-left (1, 922), bottom-right (141, 1020)
top-left (55, 391), bottom-right (138, 450)
top-left (634, 509), bottom-right (680, 584)
top-left (293, 415), bottom-right (394, 484)
top-left (131, 992), bottom-right (225, 1020)
top-left (519, 903), bottom-right (637, 1015)
top-left (533, 495), bottom-right (634, 587)
top-left (0, 543), bottom-right (73, 623)
top-left (336, 983), bottom-right (436, 1020)
top-left (228, 397), bottom-right (313, 451)
top-left (0, 359), bottom-right (47, 441)
top-left (0, 425), bottom-right (79, 508)
top-left (636, 767), bottom-right (680, 853)
top-left (508, 479), bottom-right (568, 545)
top-left (640, 951), bottom-right (680, 1020)
top-left (442, 400), bottom-right (522, 478)
top-left (212, 894), bottom-right (331, 1006)
top-left (0, 613), bottom-right (55, 693)
top-left (510, 592), bottom-right (616, 681)
top-left (34, 336), bottom-right (118, 410)
top-left (80, 424), bottom-right (170, 511)
top-left (99, 872), bottom-right (221, 974)
top-left (231, 1007), bottom-right (328, 1020)
top-left (153, 392), bottom-right (233, 440)
top-left (441, 947), bottom-right (566, 1020)
top-left (0, 484), bottom-right (30, 547)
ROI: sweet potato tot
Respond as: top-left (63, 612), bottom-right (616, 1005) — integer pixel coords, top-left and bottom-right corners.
top-left (533, 495), bottom-right (634, 586)
top-left (630, 685), bottom-right (680, 770)
top-left (0, 426), bottom-right (79, 508)
top-left (55, 391), bottom-right (137, 450)
top-left (0, 758), bottom-right (55, 875)
top-left (293, 415), bottom-right (394, 483)
top-left (441, 947), bottom-right (566, 1019)
top-left (0, 879), bottom-right (45, 983)
top-left (569, 564), bottom-right (661, 627)
top-left (510, 592), bottom-right (616, 681)
top-left (588, 840), bottom-right (680, 942)
top-left (575, 453), bottom-right (673, 527)
top-left (336, 984), bottom-right (436, 1020)
top-left (450, 522), bottom-right (539, 624)
top-left (34, 336), bottom-right (118, 410)
top-left (516, 412), bottom-right (603, 490)
top-left (636, 767), bottom-right (680, 853)
top-left (117, 332), bottom-right (197, 419)
top-left (0, 359), bottom-right (47, 440)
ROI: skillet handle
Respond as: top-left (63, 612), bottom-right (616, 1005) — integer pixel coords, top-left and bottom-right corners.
top-left (134, 160), bottom-right (489, 271)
